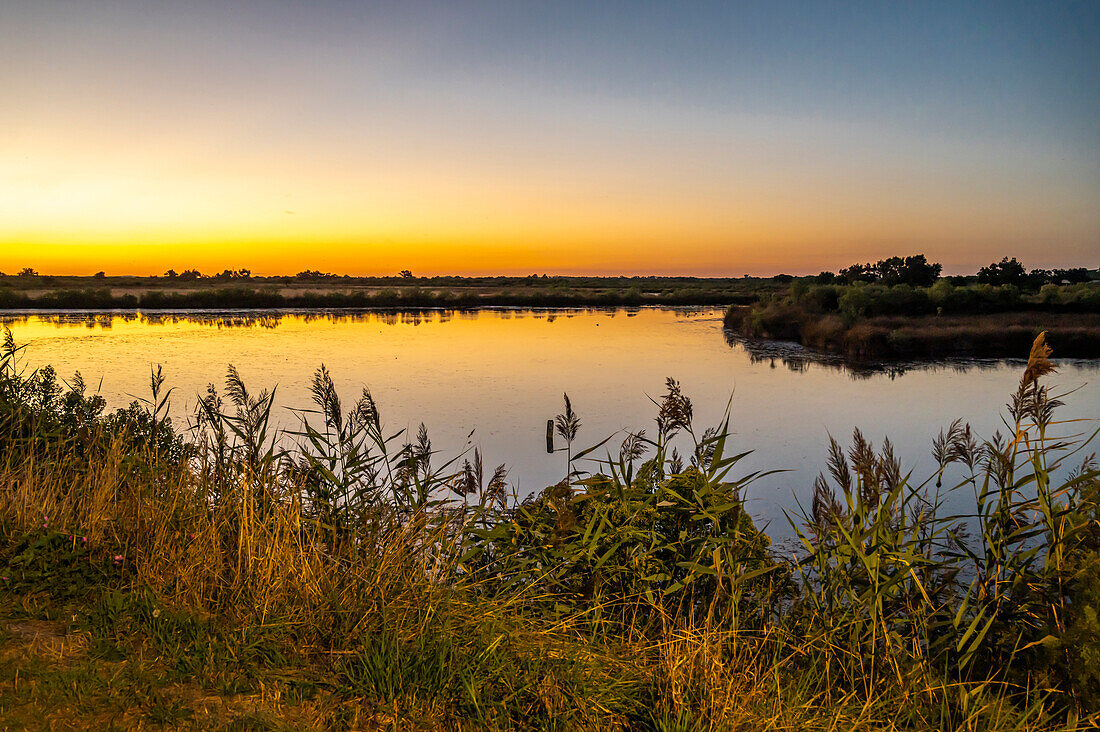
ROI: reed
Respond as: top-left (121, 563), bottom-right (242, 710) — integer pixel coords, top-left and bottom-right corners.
top-left (0, 327), bottom-right (1096, 730)
top-left (726, 280), bottom-right (1100, 360)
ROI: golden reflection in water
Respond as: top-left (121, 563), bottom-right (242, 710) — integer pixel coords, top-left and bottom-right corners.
top-left (3, 308), bottom-right (1097, 538)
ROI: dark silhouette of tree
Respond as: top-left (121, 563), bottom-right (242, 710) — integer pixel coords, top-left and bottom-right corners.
top-left (876, 255), bottom-right (941, 286)
top-left (295, 270), bottom-right (337, 280)
top-left (977, 257), bottom-right (1028, 287)
top-left (1051, 268), bottom-right (1091, 284)
top-left (163, 269), bottom-right (178, 279)
top-left (211, 268), bottom-right (251, 282)
top-left (178, 269), bottom-right (202, 281)
top-left (93, 271), bottom-right (105, 279)
top-left (972, 259), bottom-right (1098, 289)
top-left (399, 270), bottom-right (414, 279)
top-left (839, 263), bottom-right (876, 284)
top-left (18, 267), bottom-right (37, 277)
top-left (839, 255), bottom-right (941, 286)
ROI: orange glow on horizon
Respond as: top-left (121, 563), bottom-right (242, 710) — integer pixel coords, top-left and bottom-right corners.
top-left (4, 85), bottom-right (1096, 277)
top-left (3, 3), bottom-right (1097, 277)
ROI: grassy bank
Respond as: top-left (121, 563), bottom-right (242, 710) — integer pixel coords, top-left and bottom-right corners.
top-left (1, 329), bottom-right (1098, 730)
top-left (726, 281), bottom-right (1100, 360)
top-left (0, 275), bottom-right (784, 311)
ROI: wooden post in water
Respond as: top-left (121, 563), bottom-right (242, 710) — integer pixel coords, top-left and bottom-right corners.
top-left (546, 419), bottom-right (554, 453)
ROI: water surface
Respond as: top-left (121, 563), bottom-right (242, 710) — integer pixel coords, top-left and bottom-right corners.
top-left (4, 308), bottom-right (1096, 541)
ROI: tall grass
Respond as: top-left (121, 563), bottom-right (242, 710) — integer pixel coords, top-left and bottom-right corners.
top-left (726, 280), bottom-right (1100, 360)
top-left (0, 327), bottom-right (1097, 730)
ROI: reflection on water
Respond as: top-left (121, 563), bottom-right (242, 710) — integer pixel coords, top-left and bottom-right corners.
top-left (721, 331), bottom-right (1055, 380)
top-left (3, 307), bottom-right (1097, 539)
top-left (0, 306), bottom-right (677, 332)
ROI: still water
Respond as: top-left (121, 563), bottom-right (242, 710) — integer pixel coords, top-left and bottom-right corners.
top-left (3, 308), bottom-right (1097, 541)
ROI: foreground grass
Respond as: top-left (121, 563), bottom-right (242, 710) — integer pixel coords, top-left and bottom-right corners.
top-left (0, 532), bottom-right (977, 731)
top-left (0, 614), bottom-right (325, 731)
top-left (3, 591), bottom-right (1060, 731)
top-left (0, 329), bottom-right (1097, 730)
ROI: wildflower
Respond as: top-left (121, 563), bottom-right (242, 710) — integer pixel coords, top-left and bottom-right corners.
top-left (81, 537), bottom-right (87, 544)
top-left (152, 609), bottom-right (161, 619)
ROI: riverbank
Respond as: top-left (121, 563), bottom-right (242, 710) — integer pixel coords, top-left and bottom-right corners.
top-left (725, 281), bottom-right (1100, 360)
top-left (1, 331), bottom-right (1097, 729)
top-left (726, 308), bottom-right (1100, 359)
top-left (0, 275), bottom-right (783, 311)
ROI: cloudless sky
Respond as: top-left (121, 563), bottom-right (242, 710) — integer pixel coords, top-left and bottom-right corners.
top-left (1, 0), bottom-right (1097, 275)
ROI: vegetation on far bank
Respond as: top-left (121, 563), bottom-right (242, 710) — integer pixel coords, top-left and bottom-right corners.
top-left (0, 272), bottom-right (787, 311)
top-left (725, 255), bottom-right (1100, 360)
top-left (2, 256), bottom-right (1094, 315)
top-left (1, 327), bottom-right (1098, 730)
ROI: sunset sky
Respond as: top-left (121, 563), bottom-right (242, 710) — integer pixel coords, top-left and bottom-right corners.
top-left (1, 1), bottom-right (1097, 276)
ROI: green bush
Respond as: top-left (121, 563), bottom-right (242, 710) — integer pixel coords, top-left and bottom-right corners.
top-left (468, 382), bottom-right (787, 627)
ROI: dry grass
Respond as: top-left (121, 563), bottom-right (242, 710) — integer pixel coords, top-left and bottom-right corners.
top-left (3, 446), bottom-right (1089, 730)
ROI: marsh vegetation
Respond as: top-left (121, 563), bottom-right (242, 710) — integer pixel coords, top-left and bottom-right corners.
top-left (726, 280), bottom-right (1100, 360)
top-left (0, 273), bottom-right (781, 311)
top-left (0, 328), bottom-right (1097, 730)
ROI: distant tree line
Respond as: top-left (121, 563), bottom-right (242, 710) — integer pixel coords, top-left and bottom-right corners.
top-left (809, 255), bottom-right (1095, 290)
top-left (162, 268), bottom-right (249, 282)
top-left (975, 257), bottom-right (1092, 288)
top-left (813, 255), bottom-right (942, 287)
top-left (1, 257), bottom-right (1094, 287)
top-left (157, 268), bottom-right (413, 281)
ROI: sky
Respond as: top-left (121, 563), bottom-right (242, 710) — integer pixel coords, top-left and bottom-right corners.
top-left (1, 0), bottom-right (1097, 276)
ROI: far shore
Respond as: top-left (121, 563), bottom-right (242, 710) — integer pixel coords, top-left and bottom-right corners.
top-left (0, 274), bottom-right (779, 311)
top-left (4, 272), bottom-right (1100, 362)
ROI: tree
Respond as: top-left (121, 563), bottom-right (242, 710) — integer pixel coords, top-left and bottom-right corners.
top-left (211, 268), bottom-right (251, 282)
top-left (876, 254), bottom-right (941, 287)
top-left (1052, 268), bottom-right (1091, 284)
top-left (163, 269), bottom-right (178, 279)
top-left (977, 257), bottom-right (1028, 287)
top-left (178, 269), bottom-right (202, 281)
top-left (839, 263), bottom-right (875, 284)
top-left (18, 267), bottom-right (37, 277)
top-left (399, 269), bottom-right (414, 279)
top-left (296, 269), bottom-right (336, 280)
top-left (93, 271), bottom-right (106, 279)
top-left (839, 254), bottom-right (941, 286)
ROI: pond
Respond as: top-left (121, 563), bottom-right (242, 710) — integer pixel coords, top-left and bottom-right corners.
top-left (3, 307), bottom-right (1097, 543)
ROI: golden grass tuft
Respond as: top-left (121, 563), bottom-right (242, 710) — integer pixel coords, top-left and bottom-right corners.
top-left (1022, 330), bottom-right (1056, 388)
